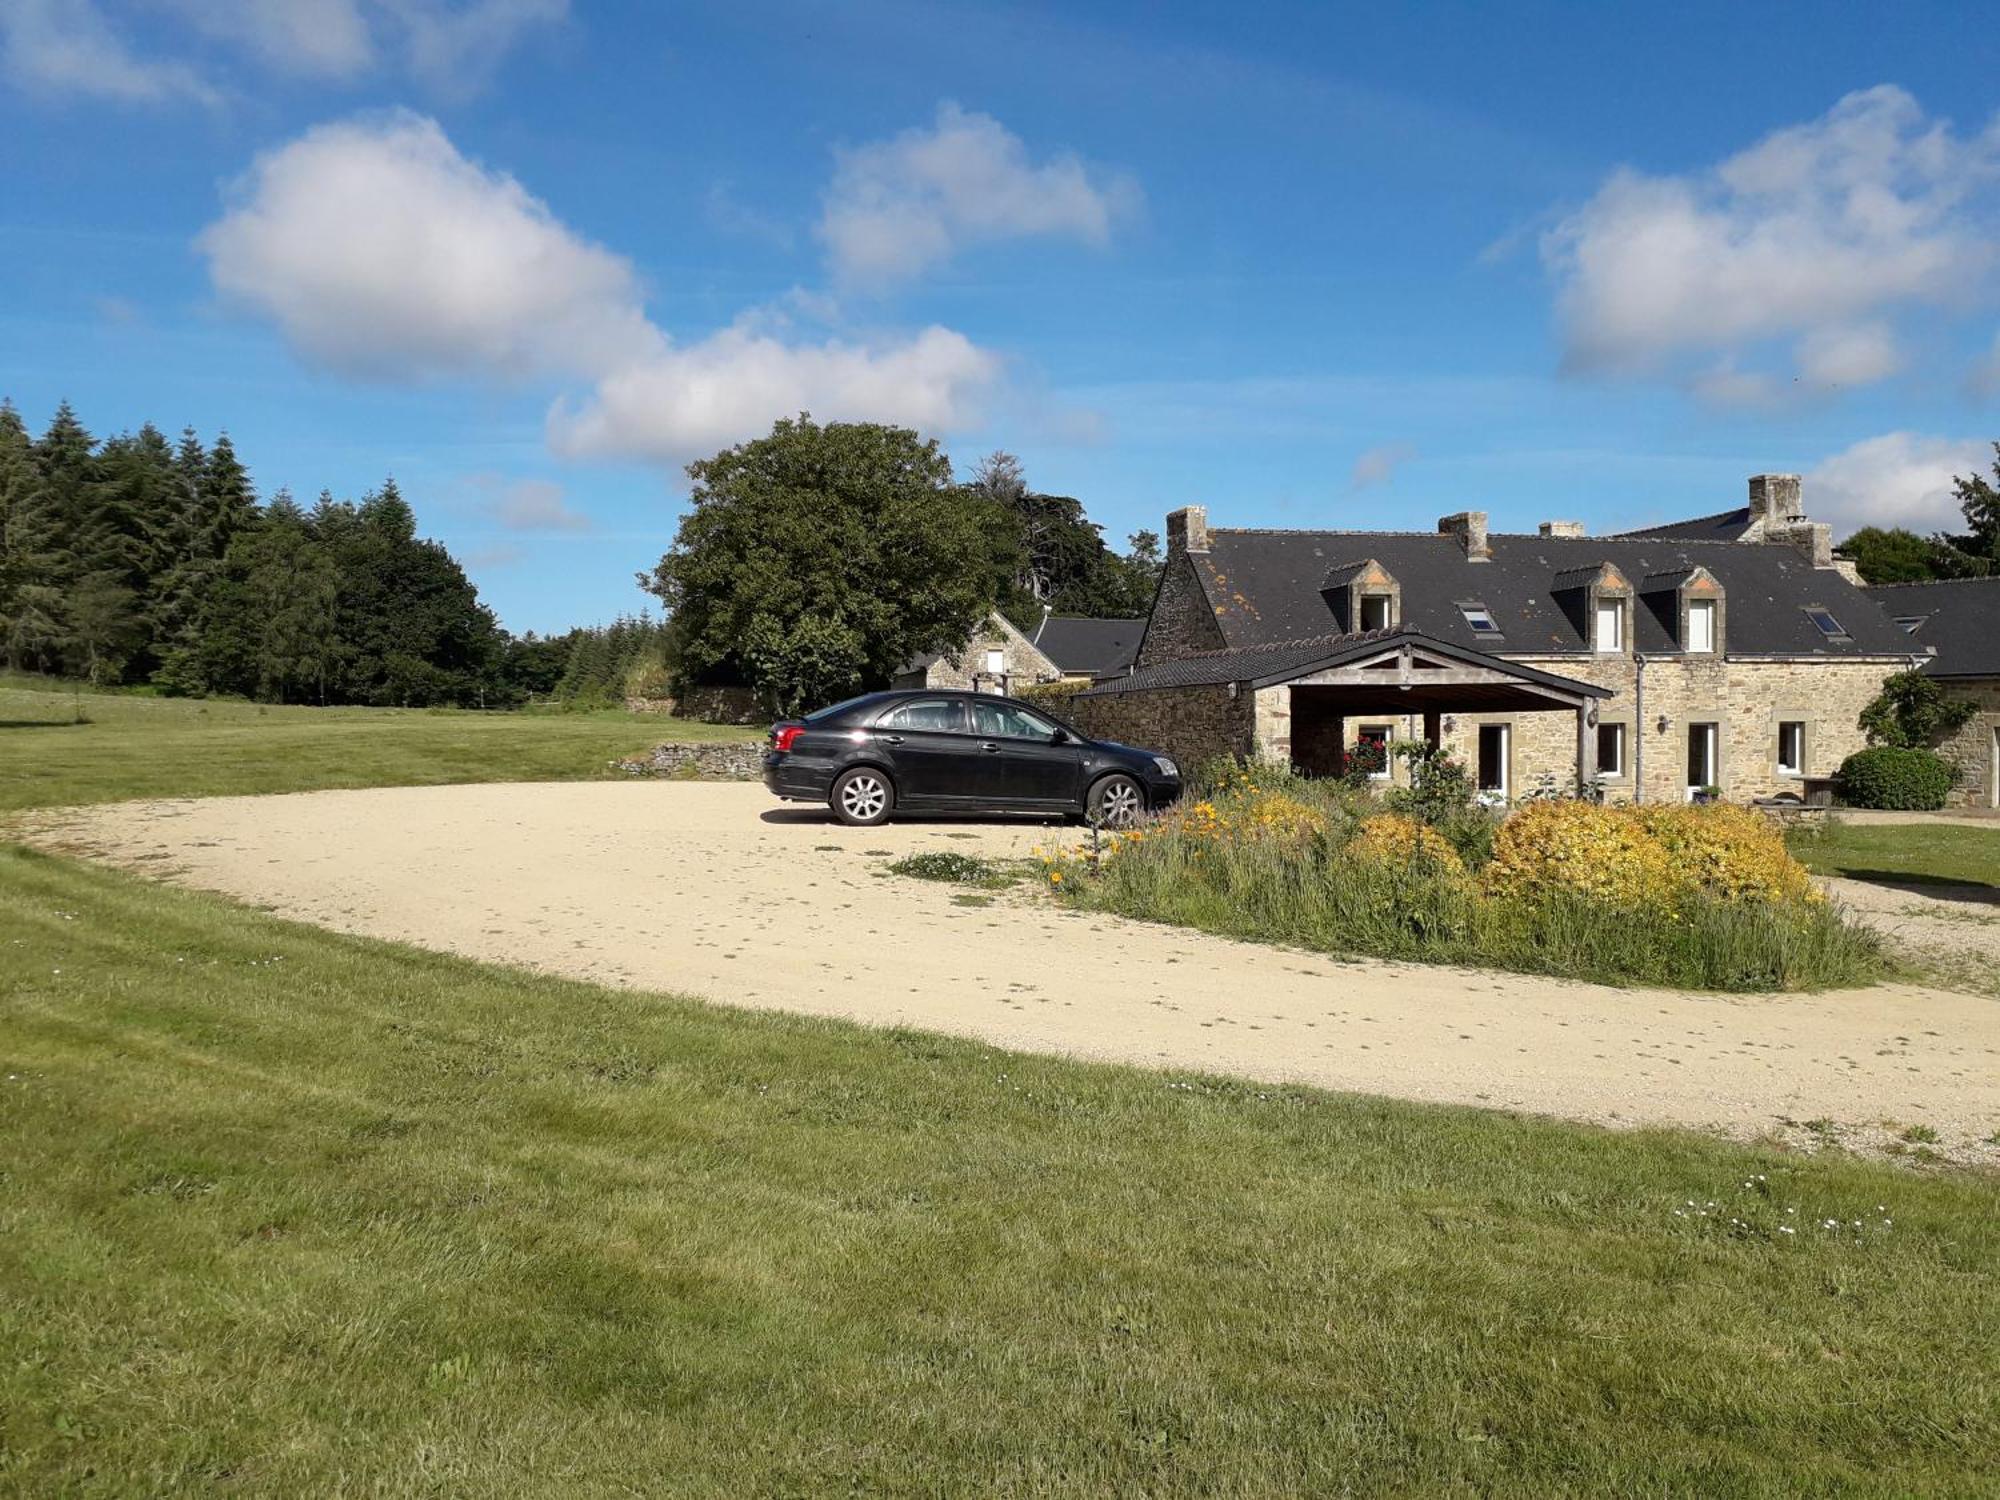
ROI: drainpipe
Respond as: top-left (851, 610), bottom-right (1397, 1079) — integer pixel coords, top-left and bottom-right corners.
top-left (1632, 653), bottom-right (1647, 806)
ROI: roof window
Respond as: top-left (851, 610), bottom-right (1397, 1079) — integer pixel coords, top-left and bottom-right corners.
top-left (1803, 607), bottom-right (1849, 641)
top-left (1458, 602), bottom-right (1502, 637)
top-left (1892, 615), bottom-right (1927, 634)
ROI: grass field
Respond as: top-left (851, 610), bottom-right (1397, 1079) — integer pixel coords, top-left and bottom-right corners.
top-left (4, 844), bottom-right (1995, 1495)
top-left (2, 681), bottom-right (1996, 1493)
top-left (1789, 819), bottom-right (2000, 889)
top-left (0, 674), bottom-right (751, 813)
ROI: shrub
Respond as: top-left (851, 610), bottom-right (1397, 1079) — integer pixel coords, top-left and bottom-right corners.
top-left (889, 852), bottom-right (1008, 886)
top-left (1637, 804), bottom-right (1818, 905)
top-left (1858, 668), bottom-right (1976, 749)
top-left (1482, 800), bottom-right (1675, 910)
top-left (1347, 813), bottom-right (1471, 887)
top-left (1837, 746), bottom-right (1956, 811)
top-left (1384, 741), bottom-right (1474, 825)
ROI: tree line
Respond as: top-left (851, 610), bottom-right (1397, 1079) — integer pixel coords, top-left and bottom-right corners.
top-left (1839, 445), bottom-right (2000, 583)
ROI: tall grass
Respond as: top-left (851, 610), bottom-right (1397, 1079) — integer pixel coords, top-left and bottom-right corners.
top-left (1064, 770), bottom-right (1882, 992)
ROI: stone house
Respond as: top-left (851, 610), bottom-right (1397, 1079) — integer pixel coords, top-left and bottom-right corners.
top-left (1069, 475), bottom-right (1924, 803)
top-left (1862, 577), bottom-right (2000, 809)
top-left (893, 610), bottom-right (1143, 694)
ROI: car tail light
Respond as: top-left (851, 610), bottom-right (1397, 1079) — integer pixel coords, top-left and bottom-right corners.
top-left (771, 725), bottom-right (804, 753)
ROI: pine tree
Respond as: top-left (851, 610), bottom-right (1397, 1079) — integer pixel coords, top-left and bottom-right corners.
top-left (0, 402), bottom-right (39, 664)
top-left (197, 433), bottom-right (258, 559)
top-left (30, 401), bottom-right (95, 594)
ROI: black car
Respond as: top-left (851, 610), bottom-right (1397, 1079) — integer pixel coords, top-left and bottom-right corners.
top-left (763, 690), bottom-right (1181, 827)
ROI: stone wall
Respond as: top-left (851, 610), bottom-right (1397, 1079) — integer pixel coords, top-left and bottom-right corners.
top-left (1068, 683), bottom-right (1253, 772)
top-left (1137, 552), bottom-right (1227, 667)
top-left (620, 741), bottom-right (766, 779)
top-left (1935, 680), bottom-right (2000, 808)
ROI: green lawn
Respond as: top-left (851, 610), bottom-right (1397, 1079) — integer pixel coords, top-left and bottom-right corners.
top-left (1789, 820), bottom-right (2000, 889)
top-left (1, 680), bottom-right (1995, 1492)
top-left (0, 674), bottom-right (752, 813)
top-left (3, 845), bottom-right (1994, 1496)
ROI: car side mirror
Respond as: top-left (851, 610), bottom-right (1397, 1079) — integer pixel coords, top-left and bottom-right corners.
top-left (1049, 727), bottom-right (1070, 744)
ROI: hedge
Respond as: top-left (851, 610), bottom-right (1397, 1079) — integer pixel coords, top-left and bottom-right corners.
top-left (1836, 746), bottom-right (1956, 810)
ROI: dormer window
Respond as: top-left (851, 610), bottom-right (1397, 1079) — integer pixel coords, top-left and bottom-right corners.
top-left (1321, 559), bottom-right (1400, 634)
top-left (1892, 615), bottom-right (1926, 634)
top-left (1594, 600), bottom-right (1624, 653)
top-left (1459, 602), bottom-right (1501, 637)
top-left (1685, 599), bottom-right (1716, 653)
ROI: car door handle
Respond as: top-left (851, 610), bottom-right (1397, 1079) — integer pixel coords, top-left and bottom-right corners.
top-left (981, 742), bottom-right (1001, 752)
top-left (882, 734), bottom-right (904, 744)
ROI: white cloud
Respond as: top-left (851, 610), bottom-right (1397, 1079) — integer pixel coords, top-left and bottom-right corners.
top-left (173, 0), bottom-right (376, 78)
top-left (2, 0), bottom-right (217, 104)
top-left (374, 0), bottom-right (566, 97)
top-left (202, 112), bottom-right (1013, 468)
top-left (1349, 442), bottom-right (1415, 490)
top-left (1542, 86), bottom-right (2000, 392)
top-left (474, 475), bottom-right (593, 532)
top-left (197, 111), bottom-right (661, 380)
top-left (1806, 431), bottom-right (1987, 535)
top-left (819, 101), bottom-right (1140, 287)
top-left (548, 322), bottom-right (1003, 467)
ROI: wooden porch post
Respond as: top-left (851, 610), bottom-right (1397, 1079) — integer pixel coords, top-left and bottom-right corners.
top-left (1576, 702), bottom-right (1594, 793)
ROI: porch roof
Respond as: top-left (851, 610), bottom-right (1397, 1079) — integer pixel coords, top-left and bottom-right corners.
top-left (1078, 625), bottom-right (1613, 709)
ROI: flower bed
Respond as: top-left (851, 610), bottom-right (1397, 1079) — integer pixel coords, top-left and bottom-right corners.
top-left (1046, 768), bottom-right (1879, 992)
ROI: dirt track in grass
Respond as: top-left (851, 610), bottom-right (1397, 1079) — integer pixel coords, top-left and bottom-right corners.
top-left (25, 781), bottom-right (2000, 1158)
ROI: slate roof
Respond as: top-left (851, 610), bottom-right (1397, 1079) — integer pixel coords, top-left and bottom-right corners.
top-left (1080, 624), bottom-right (1612, 698)
top-left (1031, 616), bottom-right (1143, 678)
top-left (1613, 508), bottom-right (1756, 542)
top-left (1862, 578), bottom-right (2000, 678)
top-left (1183, 529), bottom-right (1918, 658)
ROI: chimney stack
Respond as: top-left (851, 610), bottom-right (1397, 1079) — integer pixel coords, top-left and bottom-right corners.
top-left (1166, 505), bottom-right (1209, 555)
top-left (1438, 511), bottom-right (1490, 562)
top-left (1539, 520), bottom-right (1586, 539)
top-left (1747, 473), bottom-right (1804, 527)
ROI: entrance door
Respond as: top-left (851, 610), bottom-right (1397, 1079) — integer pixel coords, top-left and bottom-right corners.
top-left (1686, 722), bottom-right (1718, 799)
top-left (1476, 724), bottom-right (1509, 800)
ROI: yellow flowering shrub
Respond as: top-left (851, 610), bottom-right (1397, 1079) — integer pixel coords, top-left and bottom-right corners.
top-left (1482, 800), bottom-right (1676, 909)
top-left (1346, 813), bottom-right (1469, 882)
top-left (1637, 804), bottom-right (1820, 905)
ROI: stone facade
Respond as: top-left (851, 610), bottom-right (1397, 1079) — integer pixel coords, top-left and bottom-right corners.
top-left (895, 611), bottom-right (1061, 694)
top-left (1935, 681), bottom-right (2000, 809)
top-left (1138, 552), bottom-right (1227, 667)
top-left (1067, 682), bottom-right (1253, 773)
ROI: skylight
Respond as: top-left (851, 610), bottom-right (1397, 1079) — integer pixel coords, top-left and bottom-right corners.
top-left (1892, 615), bottom-right (1927, 635)
top-left (1803, 608), bottom-right (1849, 641)
top-left (1458, 602), bottom-right (1501, 636)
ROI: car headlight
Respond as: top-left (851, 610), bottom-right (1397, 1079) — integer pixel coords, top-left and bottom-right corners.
top-left (1152, 756), bottom-right (1179, 778)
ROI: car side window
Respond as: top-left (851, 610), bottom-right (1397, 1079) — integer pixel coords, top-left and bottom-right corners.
top-left (968, 701), bottom-right (1057, 740)
top-left (880, 699), bottom-right (966, 733)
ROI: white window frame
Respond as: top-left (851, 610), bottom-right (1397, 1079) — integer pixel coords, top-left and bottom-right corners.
top-left (1476, 723), bottom-right (1510, 801)
top-left (1359, 594), bottom-right (1392, 632)
top-left (983, 647), bottom-right (1006, 676)
top-left (1459, 602), bottom-right (1501, 637)
top-left (1594, 599), bottom-right (1624, 653)
top-left (1357, 724), bottom-right (1394, 780)
top-left (1685, 599), bottom-right (1716, 654)
top-left (1686, 722), bottom-right (1719, 799)
top-left (1776, 720), bottom-right (1805, 778)
top-left (1596, 721), bottom-right (1627, 779)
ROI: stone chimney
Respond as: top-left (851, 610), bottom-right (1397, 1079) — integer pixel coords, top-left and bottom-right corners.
top-left (1438, 510), bottom-right (1490, 562)
top-left (1166, 505), bottom-right (1209, 555)
top-left (1539, 520), bottom-right (1586, 539)
top-left (1747, 473), bottom-right (1804, 528)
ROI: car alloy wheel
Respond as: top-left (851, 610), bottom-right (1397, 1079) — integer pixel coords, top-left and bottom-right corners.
top-left (1092, 774), bottom-right (1143, 829)
top-left (834, 769), bottom-right (892, 825)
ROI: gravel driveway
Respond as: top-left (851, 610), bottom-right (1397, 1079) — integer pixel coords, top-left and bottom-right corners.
top-left (31, 781), bottom-right (2000, 1159)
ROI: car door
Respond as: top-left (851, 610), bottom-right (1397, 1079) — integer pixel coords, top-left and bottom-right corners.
top-left (967, 700), bottom-right (1084, 808)
top-left (873, 698), bottom-right (983, 804)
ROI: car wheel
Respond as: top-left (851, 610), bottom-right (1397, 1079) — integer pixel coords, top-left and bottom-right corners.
top-left (831, 767), bottom-right (895, 826)
top-left (1088, 773), bottom-right (1144, 829)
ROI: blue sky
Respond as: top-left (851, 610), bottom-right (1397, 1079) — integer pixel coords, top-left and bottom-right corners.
top-left (3, 1), bottom-right (1998, 633)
